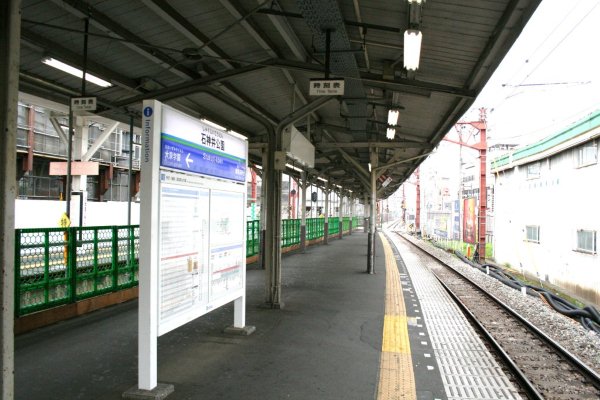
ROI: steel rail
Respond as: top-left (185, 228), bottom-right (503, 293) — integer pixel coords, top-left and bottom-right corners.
top-left (396, 232), bottom-right (600, 397)
top-left (435, 273), bottom-right (543, 399)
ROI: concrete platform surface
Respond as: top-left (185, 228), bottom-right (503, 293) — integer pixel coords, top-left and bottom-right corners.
top-left (16, 232), bottom-right (385, 400)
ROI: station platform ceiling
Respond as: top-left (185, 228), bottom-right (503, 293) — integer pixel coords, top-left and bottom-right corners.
top-left (18, 0), bottom-right (542, 199)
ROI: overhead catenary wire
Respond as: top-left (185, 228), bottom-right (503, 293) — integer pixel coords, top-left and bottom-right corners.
top-left (506, 1), bottom-right (599, 94)
top-left (469, 1), bottom-right (600, 144)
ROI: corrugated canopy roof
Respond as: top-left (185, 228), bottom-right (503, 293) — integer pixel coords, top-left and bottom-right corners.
top-left (19, 0), bottom-right (542, 199)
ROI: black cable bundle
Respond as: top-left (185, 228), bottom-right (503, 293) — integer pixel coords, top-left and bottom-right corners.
top-left (453, 250), bottom-right (600, 334)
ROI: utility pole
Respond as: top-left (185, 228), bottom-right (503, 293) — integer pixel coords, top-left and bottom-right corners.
top-left (443, 108), bottom-right (488, 263)
top-left (402, 185), bottom-right (406, 227)
top-left (415, 168), bottom-right (420, 234)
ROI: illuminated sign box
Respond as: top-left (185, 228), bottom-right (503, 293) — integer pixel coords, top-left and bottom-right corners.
top-left (282, 125), bottom-right (315, 168)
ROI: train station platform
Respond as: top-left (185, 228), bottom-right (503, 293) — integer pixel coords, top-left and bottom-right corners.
top-left (15, 230), bottom-right (518, 400)
top-left (16, 231), bottom-right (385, 400)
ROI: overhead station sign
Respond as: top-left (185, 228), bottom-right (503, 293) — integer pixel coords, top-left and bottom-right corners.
top-left (71, 96), bottom-right (97, 112)
top-left (309, 78), bottom-right (345, 96)
top-left (160, 106), bottom-right (246, 182)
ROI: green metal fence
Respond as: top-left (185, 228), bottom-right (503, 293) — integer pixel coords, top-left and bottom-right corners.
top-left (246, 220), bottom-right (260, 257)
top-left (328, 217), bottom-right (340, 235)
top-left (282, 219), bottom-right (301, 247)
top-left (352, 216), bottom-right (360, 229)
top-left (15, 225), bottom-right (139, 317)
top-left (342, 217), bottom-right (350, 232)
top-left (15, 218), bottom-right (362, 316)
top-left (306, 218), bottom-right (325, 240)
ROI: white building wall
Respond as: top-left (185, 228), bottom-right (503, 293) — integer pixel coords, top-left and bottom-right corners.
top-left (15, 199), bottom-right (140, 229)
top-left (494, 146), bottom-right (600, 305)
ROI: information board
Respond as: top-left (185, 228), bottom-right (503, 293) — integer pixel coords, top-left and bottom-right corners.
top-left (209, 190), bottom-right (245, 302)
top-left (158, 177), bottom-right (209, 331)
top-left (138, 100), bottom-right (249, 391)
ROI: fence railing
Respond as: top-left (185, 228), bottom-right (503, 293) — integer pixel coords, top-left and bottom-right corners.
top-left (16, 217), bottom-right (362, 316)
top-left (15, 225), bottom-right (139, 317)
top-left (328, 217), bottom-right (340, 235)
top-left (306, 218), bottom-right (324, 240)
top-left (342, 217), bottom-right (350, 232)
top-left (430, 235), bottom-right (494, 259)
top-left (282, 219), bottom-right (301, 248)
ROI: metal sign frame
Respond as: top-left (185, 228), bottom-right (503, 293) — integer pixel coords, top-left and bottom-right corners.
top-left (138, 100), bottom-right (249, 392)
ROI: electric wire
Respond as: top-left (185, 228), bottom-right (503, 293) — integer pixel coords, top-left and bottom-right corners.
top-left (499, 0), bottom-right (583, 93)
top-left (472, 1), bottom-right (600, 143)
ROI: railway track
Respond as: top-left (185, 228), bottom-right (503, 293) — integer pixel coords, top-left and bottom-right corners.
top-left (392, 231), bottom-right (600, 400)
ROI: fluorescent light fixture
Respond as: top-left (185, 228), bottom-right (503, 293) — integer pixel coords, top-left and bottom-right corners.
top-left (42, 57), bottom-right (112, 88)
top-left (317, 176), bottom-right (328, 183)
top-left (404, 29), bottom-right (423, 71)
top-left (407, 0), bottom-right (423, 3)
top-left (386, 128), bottom-right (396, 140)
top-left (286, 163), bottom-right (303, 172)
top-left (200, 119), bottom-right (226, 131)
top-left (368, 163), bottom-right (372, 172)
top-left (387, 109), bottom-right (399, 126)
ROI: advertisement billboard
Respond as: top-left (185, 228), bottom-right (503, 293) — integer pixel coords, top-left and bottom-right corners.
top-left (463, 197), bottom-right (477, 244)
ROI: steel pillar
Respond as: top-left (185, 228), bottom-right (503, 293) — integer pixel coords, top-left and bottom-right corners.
top-left (338, 192), bottom-right (343, 239)
top-left (323, 185), bottom-right (329, 245)
top-left (477, 114), bottom-right (488, 263)
top-left (264, 96), bottom-right (334, 308)
top-left (300, 171), bottom-right (307, 251)
top-left (447, 108), bottom-right (488, 262)
top-left (415, 168), bottom-right (421, 233)
top-left (0, 1), bottom-right (20, 398)
top-left (259, 148), bottom-right (268, 269)
top-left (349, 193), bottom-right (354, 235)
top-left (367, 149), bottom-right (378, 274)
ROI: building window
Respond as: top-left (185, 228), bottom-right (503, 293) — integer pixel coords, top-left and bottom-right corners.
top-left (526, 162), bottom-right (540, 179)
top-left (576, 141), bottom-right (597, 167)
top-left (576, 230), bottom-right (597, 254)
top-left (525, 225), bottom-right (540, 243)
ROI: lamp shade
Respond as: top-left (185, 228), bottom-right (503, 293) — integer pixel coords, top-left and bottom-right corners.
top-left (404, 29), bottom-right (423, 71)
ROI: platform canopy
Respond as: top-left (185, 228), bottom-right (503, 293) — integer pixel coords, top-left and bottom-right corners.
top-left (18, 0), bottom-right (541, 199)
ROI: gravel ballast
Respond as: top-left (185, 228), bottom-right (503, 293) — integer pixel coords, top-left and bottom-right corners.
top-left (398, 232), bottom-right (600, 375)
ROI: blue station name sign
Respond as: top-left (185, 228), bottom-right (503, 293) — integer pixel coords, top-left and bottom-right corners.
top-left (159, 107), bottom-right (247, 182)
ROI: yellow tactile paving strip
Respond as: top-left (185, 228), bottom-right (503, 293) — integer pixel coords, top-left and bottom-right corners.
top-left (377, 233), bottom-right (417, 400)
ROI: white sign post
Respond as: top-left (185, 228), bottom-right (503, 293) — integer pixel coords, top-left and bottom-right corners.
top-left (124, 100), bottom-right (253, 399)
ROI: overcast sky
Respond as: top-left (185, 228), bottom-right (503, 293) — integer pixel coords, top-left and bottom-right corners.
top-left (461, 0), bottom-right (600, 146)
